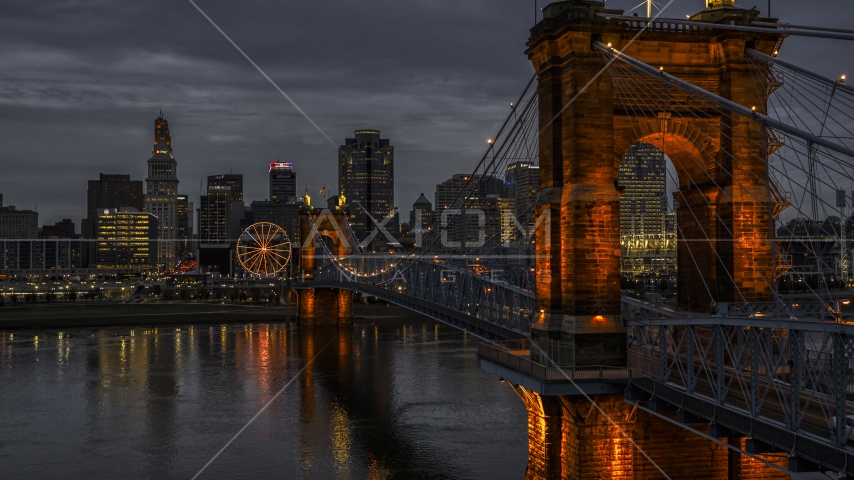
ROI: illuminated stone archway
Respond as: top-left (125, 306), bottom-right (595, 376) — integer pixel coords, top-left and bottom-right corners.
top-left (527, 3), bottom-right (780, 366)
top-left (297, 208), bottom-right (354, 325)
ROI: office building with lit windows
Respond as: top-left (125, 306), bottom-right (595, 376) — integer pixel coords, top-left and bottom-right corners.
top-left (82, 174), bottom-right (144, 239)
top-left (198, 183), bottom-right (243, 275)
top-left (95, 207), bottom-right (157, 270)
top-left (199, 186), bottom-right (233, 244)
top-left (504, 162), bottom-right (540, 221)
top-left (618, 142), bottom-right (675, 276)
top-left (338, 130), bottom-right (394, 240)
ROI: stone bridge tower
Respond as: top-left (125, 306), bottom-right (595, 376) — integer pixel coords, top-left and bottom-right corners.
top-left (296, 207), bottom-right (354, 325)
top-left (529, 0), bottom-right (781, 367)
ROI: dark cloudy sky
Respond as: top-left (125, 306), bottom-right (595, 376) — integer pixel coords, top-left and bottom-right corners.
top-left (1, 0), bottom-right (851, 230)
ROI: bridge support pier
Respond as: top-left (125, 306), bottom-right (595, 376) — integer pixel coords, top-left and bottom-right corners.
top-left (297, 288), bottom-right (353, 326)
top-left (513, 388), bottom-right (791, 479)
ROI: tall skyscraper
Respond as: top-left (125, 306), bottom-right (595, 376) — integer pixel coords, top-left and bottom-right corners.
top-left (619, 143), bottom-right (667, 235)
top-left (504, 162), bottom-right (540, 220)
top-left (176, 195), bottom-right (194, 260)
top-left (198, 184), bottom-right (235, 275)
top-left (82, 174), bottom-right (144, 239)
top-left (269, 162), bottom-right (297, 203)
top-left (338, 130), bottom-right (394, 239)
top-left (618, 142), bottom-right (673, 276)
top-left (144, 114), bottom-right (180, 269)
top-left (199, 186), bottom-right (232, 244)
top-left (207, 174), bottom-right (243, 202)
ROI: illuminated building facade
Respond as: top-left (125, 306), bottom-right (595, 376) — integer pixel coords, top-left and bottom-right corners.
top-left (503, 162), bottom-right (540, 251)
top-left (504, 162), bottom-right (540, 221)
top-left (95, 207), bottom-right (157, 270)
top-left (269, 162), bottom-right (297, 203)
top-left (144, 114), bottom-right (180, 269)
top-left (338, 130), bottom-right (394, 239)
top-left (618, 143), bottom-right (675, 276)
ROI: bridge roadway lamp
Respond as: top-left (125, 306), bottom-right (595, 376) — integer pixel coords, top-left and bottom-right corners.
top-left (236, 222), bottom-right (293, 276)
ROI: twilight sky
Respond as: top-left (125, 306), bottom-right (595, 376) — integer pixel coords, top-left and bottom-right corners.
top-left (1, 0), bottom-right (851, 230)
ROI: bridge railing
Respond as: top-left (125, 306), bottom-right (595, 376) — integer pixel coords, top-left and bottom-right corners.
top-left (717, 300), bottom-right (832, 318)
top-left (478, 340), bottom-right (630, 383)
top-left (314, 257), bottom-right (537, 334)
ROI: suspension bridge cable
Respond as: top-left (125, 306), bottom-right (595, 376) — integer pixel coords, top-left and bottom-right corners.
top-left (595, 42), bottom-right (854, 159)
top-left (608, 56), bottom-right (848, 309)
top-left (608, 54), bottom-right (854, 306)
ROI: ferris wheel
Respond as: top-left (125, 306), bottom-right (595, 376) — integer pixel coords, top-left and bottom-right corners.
top-left (236, 222), bottom-right (292, 276)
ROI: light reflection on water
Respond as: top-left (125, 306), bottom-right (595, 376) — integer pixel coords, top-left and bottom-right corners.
top-left (0, 316), bottom-right (526, 479)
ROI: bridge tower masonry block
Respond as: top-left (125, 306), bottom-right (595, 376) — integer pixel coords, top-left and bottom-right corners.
top-left (528, 0), bottom-right (781, 366)
top-left (296, 207), bottom-right (354, 325)
top-left (516, 389), bottom-right (791, 479)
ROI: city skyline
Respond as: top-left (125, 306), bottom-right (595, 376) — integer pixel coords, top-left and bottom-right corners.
top-left (4, 0), bottom-right (851, 227)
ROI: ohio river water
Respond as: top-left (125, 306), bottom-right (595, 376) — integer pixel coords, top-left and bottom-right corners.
top-left (0, 310), bottom-right (527, 479)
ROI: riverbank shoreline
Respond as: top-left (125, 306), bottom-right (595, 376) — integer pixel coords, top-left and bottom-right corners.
top-left (0, 302), bottom-right (421, 329)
